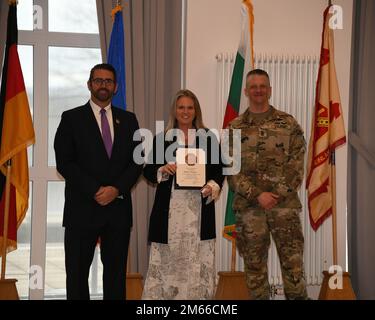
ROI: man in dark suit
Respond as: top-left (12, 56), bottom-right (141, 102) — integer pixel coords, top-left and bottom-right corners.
top-left (54, 63), bottom-right (142, 300)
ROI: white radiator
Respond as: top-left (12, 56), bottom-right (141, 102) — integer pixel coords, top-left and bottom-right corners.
top-left (215, 53), bottom-right (332, 288)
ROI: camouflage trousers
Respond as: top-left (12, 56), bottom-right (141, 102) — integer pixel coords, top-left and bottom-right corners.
top-left (235, 208), bottom-right (308, 300)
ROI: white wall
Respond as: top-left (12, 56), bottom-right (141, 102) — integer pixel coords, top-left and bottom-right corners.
top-left (185, 0), bottom-right (353, 274)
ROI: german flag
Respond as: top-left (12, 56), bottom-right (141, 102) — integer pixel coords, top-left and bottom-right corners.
top-left (0, 1), bottom-right (35, 256)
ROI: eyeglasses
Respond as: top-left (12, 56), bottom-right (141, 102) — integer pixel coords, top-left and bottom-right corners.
top-left (91, 78), bottom-right (115, 86)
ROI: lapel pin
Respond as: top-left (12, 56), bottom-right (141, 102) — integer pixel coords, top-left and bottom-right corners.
top-left (115, 118), bottom-right (120, 125)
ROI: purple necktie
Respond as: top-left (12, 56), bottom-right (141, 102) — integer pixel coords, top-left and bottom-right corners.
top-left (100, 109), bottom-right (113, 157)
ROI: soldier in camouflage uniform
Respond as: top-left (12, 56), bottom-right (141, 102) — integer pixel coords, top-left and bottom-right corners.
top-left (227, 69), bottom-right (308, 300)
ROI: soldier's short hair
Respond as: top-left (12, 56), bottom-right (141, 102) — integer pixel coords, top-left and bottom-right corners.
top-left (246, 69), bottom-right (270, 84)
top-left (246, 68), bottom-right (270, 80)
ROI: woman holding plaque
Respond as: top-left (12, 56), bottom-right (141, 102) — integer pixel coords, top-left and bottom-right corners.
top-left (142, 89), bottom-right (224, 300)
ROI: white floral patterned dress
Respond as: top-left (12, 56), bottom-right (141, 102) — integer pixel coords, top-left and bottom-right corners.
top-left (142, 180), bottom-right (216, 300)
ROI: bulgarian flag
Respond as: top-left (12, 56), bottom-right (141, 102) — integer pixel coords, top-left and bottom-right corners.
top-left (0, 1), bottom-right (35, 255)
top-left (306, 5), bottom-right (346, 231)
top-left (222, 0), bottom-right (254, 241)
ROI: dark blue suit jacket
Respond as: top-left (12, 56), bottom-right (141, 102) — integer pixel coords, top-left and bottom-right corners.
top-left (54, 102), bottom-right (142, 230)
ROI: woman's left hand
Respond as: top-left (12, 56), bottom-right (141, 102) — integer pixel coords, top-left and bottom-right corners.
top-left (201, 185), bottom-right (212, 198)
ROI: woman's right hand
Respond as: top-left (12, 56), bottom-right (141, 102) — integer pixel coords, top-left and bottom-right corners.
top-left (160, 163), bottom-right (177, 175)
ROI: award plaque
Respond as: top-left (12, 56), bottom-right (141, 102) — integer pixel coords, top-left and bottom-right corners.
top-left (175, 148), bottom-right (206, 189)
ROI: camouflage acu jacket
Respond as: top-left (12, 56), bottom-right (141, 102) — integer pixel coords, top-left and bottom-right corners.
top-left (227, 106), bottom-right (305, 210)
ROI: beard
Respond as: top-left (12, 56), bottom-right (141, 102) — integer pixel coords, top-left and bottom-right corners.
top-left (92, 88), bottom-right (114, 102)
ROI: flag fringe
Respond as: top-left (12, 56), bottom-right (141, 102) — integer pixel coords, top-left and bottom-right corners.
top-left (0, 238), bottom-right (17, 257)
top-left (330, 136), bottom-right (346, 151)
top-left (0, 236), bottom-right (17, 257)
top-left (0, 139), bottom-right (34, 168)
top-left (243, 0), bottom-right (255, 68)
top-left (309, 205), bottom-right (332, 231)
top-left (111, 5), bottom-right (122, 20)
top-left (223, 224), bottom-right (236, 241)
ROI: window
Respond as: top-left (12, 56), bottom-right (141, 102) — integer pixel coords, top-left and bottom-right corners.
top-left (48, 0), bottom-right (99, 34)
top-left (48, 46), bottom-right (101, 166)
top-left (12, 0), bottom-right (102, 299)
top-left (17, 0), bottom-right (33, 31)
top-left (5, 183), bottom-right (32, 298)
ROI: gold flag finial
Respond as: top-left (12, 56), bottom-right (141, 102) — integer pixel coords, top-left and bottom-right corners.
top-left (111, 1), bottom-right (123, 20)
top-left (8, 0), bottom-right (18, 5)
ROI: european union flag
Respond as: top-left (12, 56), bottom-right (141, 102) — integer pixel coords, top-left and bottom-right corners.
top-left (108, 7), bottom-right (126, 110)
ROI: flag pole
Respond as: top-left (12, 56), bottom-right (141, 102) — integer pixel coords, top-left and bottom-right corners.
top-left (1, 160), bottom-right (12, 280)
top-left (315, 0), bottom-right (356, 300)
top-left (319, 149), bottom-right (356, 299)
top-left (331, 151), bottom-right (338, 265)
top-left (231, 238), bottom-right (236, 272)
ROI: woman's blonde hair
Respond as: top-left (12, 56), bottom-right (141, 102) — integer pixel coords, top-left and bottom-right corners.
top-left (165, 89), bottom-right (206, 131)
